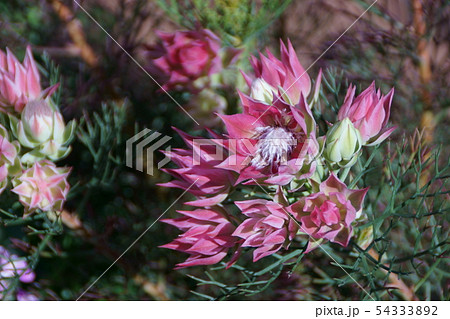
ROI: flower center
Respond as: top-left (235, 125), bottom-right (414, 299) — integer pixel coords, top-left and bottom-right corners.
top-left (311, 200), bottom-right (341, 226)
top-left (251, 126), bottom-right (296, 170)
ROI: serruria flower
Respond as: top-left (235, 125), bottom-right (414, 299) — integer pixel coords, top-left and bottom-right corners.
top-left (0, 46), bottom-right (56, 113)
top-left (0, 124), bottom-right (21, 193)
top-left (147, 29), bottom-right (223, 91)
top-left (9, 99), bottom-right (76, 164)
top-left (338, 82), bottom-right (395, 146)
top-left (218, 93), bottom-right (319, 186)
top-left (158, 128), bottom-right (236, 207)
top-left (232, 199), bottom-right (299, 261)
top-left (242, 40), bottom-right (322, 106)
top-left (160, 207), bottom-right (240, 269)
top-left (288, 174), bottom-right (368, 252)
top-left (12, 160), bottom-right (70, 213)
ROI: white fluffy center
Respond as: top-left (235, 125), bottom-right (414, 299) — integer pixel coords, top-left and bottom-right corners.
top-left (251, 126), bottom-right (296, 170)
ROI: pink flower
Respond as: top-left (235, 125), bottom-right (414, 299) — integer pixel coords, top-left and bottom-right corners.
top-left (338, 82), bottom-right (396, 146)
top-left (232, 200), bottom-right (298, 261)
top-left (0, 46), bottom-right (56, 113)
top-left (0, 246), bottom-right (35, 283)
top-left (1, 246), bottom-right (36, 300)
top-left (12, 160), bottom-right (70, 212)
top-left (16, 290), bottom-right (39, 301)
top-left (288, 174), bottom-right (368, 252)
top-left (160, 207), bottom-right (239, 269)
top-left (147, 29), bottom-right (223, 91)
top-left (242, 40), bottom-right (322, 105)
top-left (158, 128), bottom-right (236, 207)
top-left (218, 93), bottom-right (319, 186)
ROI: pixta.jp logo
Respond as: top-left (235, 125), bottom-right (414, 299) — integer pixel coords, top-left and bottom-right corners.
top-left (126, 129), bottom-right (172, 175)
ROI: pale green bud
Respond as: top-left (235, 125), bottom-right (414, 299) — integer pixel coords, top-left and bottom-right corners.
top-left (9, 100), bottom-right (76, 164)
top-left (324, 118), bottom-right (362, 168)
top-left (250, 78), bottom-right (277, 104)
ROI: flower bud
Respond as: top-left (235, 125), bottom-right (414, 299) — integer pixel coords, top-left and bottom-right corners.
top-left (0, 47), bottom-right (42, 113)
top-left (338, 83), bottom-right (395, 146)
top-left (324, 118), bottom-right (362, 167)
top-left (250, 78), bottom-right (277, 104)
top-left (10, 99), bottom-right (75, 164)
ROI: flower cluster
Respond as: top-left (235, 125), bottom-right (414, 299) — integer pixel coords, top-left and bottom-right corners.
top-left (0, 46), bottom-right (74, 215)
top-left (159, 39), bottom-right (395, 268)
top-left (0, 245), bottom-right (37, 301)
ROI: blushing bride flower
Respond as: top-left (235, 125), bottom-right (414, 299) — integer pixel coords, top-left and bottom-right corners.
top-left (232, 199), bottom-right (299, 261)
top-left (288, 174), bottom-right (368, 252)
top-left (9, 99), bottom-right (76, 164)
top-left (158, 128), bottom-right (236, 207)
top-left (160, 207), bottom-right (240, 269)
top-left (157, 37), bottom-right (396, 271)
top-left (242, 40), bottom-right (322, 106)
top-left (12, 160), bottom-right (70, 212)
top-left (0, 46), bottom-right (56, 113)
top-left (147, 29), bottom-right (223, 91)
top-left (215, 41), bottom-right (322, 186)
top-left (218, 93), bottom-right (319, 186)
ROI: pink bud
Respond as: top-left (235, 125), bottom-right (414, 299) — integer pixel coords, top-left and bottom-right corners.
top-left (338, 82), bottom-right (395, 146)
top-left (0, 46), bottom-right (48, 113)
top-left (22, 100), bottom-right (54, 142)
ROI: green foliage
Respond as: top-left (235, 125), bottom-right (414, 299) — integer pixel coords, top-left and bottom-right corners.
top-left (0, 0), bottom-right (52, 46)
top-left (40, 52), bottom-right (63, 107)
top-left (156, 0), bottom-right (292, 45)
top-left (188, 249), bottom-right (305, 300)
top-left (75, 101), bottom-right (128, 190)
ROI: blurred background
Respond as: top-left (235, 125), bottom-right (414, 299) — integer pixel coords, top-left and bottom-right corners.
top-left (0, 0), bottom-right (448, 300)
